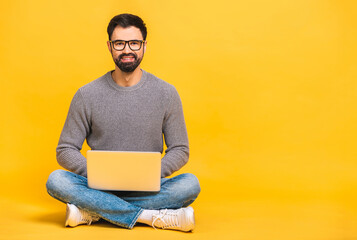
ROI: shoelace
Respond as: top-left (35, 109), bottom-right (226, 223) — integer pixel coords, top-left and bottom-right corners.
top-left (79, 210), bottom-right (98, 225)
top-left (152, 209), bottom-right (180, 229)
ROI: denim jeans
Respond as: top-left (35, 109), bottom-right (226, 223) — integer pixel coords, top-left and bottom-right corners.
top-left (46, 170), bottom-right (201, 229)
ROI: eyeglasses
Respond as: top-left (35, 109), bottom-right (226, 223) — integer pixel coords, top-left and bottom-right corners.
top-left (109, 39), bottom-right (145, 51)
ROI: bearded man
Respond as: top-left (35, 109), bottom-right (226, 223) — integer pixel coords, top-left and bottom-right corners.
top-left (46, 13), bottom-right (200, 232)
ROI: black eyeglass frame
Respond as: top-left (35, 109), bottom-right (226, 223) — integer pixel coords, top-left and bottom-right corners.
top-left (109, 39), bottom-right (145, 51)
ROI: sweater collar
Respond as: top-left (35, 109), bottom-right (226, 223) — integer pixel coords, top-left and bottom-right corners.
top-left (105, 69), bottom-right (148, 92)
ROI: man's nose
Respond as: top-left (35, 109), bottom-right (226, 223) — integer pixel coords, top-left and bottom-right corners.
top-left (122, 43), bottom-right (132, 53)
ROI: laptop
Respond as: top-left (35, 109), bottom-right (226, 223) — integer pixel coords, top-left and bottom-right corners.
top-left (87, 150), bottom-right (161, 191)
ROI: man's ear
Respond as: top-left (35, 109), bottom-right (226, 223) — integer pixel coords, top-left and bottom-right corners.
top-left (143, 41), bottom-right (147, 53)
top-left (107, 41), bottom-right (112, 53)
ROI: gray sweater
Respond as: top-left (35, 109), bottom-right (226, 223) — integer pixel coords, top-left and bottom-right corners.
top-left (56, 69), bottom-right (189, 178)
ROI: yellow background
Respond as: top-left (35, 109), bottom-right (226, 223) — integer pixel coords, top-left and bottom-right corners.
top-left (1, 0), bottom-right (357, 239)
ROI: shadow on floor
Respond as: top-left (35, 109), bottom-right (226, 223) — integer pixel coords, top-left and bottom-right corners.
top-left (29, 211), bottom-right (150, 229)
top-left (31, 211), bottom-right (65, 226)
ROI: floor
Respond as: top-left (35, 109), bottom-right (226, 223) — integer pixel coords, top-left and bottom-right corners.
top-left (2, 191), bottom-right (357, 240)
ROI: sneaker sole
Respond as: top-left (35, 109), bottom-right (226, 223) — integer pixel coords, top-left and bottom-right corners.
top-left (65, 203), bottom-right (71, 227)
top-left (65, 203), bottom-right (79, 227)
top-left (183, 206), bottom-right (195, 232)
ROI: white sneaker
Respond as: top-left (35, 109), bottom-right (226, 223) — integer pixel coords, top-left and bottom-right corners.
top-left (65, 203), bottom-right (100, 227)
top-left (152, 206), bottom-right (195, 232)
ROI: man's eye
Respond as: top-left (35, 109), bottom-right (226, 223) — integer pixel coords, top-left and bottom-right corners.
top-left (130, 41), bottom-right (140, 45)
top-left (115, 41), bottom-right (125, 46)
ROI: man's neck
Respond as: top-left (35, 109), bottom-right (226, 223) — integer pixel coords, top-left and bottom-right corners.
top-left (111, 67), bottom-right (142, 87)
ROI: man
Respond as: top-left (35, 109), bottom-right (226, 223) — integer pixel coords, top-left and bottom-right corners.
top-left (46, 13), bottom-right (200, 232)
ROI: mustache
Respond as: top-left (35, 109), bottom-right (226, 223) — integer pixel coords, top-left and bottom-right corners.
top-left (119, 53), bottom-right (137, 60)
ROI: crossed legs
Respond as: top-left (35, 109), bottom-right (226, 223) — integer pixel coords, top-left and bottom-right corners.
top-left (46, 170), bottom-right (201, 229)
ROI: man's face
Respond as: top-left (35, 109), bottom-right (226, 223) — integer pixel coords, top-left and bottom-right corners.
top-left (107, 26), bottom-right (146, 73)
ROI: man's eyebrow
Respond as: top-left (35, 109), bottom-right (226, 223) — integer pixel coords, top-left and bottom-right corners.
top-left (111, 39), bottom-right (143, 41)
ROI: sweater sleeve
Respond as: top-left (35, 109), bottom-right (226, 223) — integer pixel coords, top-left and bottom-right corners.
top-left (56, 89), bottom-right (91, 177)
top-left (161, 87), bottom-right (189, 177)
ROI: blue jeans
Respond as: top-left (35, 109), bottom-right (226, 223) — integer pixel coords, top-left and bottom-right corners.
top-left (46, 170), bottom-right (201, 229)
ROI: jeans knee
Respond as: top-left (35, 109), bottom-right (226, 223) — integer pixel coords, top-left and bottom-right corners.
top-left (185, 173), bottom-right (201, 197)
top-left (178, 173), bottom-right (201, 200)
top-left (46, 169), bottom-right (77, 196)
top-left (46, 169), bottom-right (70, 195)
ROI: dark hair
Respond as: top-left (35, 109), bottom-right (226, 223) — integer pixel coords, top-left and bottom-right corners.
top-left (107, 13), bottom-right (147, 40)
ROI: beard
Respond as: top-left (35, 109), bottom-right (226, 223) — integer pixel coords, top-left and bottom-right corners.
top-left (114, 53), bottom-right (143, 72)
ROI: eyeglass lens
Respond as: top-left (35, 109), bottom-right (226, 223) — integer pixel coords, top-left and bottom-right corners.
top-left (112, 40), bottom-right (142, 51)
